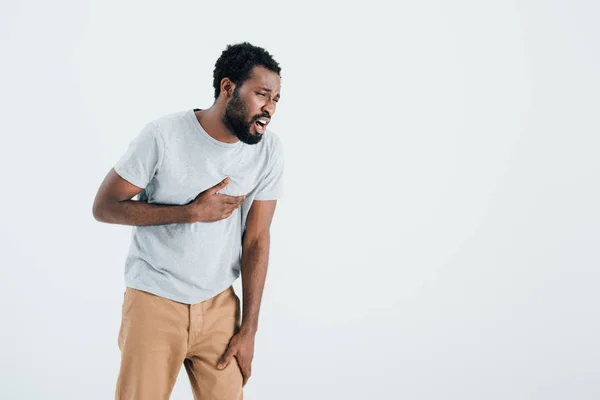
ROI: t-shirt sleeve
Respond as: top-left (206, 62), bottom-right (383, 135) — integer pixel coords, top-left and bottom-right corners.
top-left (254, 137), bottom-right (284, 200)
top-left (113, 122), bottom-right (165, 189)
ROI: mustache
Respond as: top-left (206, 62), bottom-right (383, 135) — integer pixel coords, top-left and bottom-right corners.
top-left (252, 114), bottom-right (271, 122)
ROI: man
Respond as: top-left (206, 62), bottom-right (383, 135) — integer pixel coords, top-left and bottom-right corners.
top-left (92, 42), bottom-right (283, 400)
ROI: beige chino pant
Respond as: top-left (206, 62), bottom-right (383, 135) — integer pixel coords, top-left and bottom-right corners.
top-left (115, 285), bottom-right (244, 400)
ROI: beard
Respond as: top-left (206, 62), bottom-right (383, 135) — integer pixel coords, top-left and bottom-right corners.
top-left (222, 87), bottom-right (265, 145)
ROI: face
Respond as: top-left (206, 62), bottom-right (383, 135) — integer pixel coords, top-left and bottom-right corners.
top-left (222, 66), bottom-right (281, 145)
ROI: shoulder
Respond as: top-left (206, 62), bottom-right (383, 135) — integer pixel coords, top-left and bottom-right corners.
top-left (150, 109), bottom-right (189, 129)
top-left (146, 109), bottom-right (191, 141)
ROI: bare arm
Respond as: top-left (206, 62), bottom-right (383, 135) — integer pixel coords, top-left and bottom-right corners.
top-left (92, 169), bottom-right (244, 226)
top-left (92, 168), bottom-right (191, 226)
top-left (239, 199), bottom-right (278, 334)
top-left (216, 199), bottom-right (278, 385)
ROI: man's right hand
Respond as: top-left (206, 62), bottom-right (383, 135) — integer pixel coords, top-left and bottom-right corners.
top-left (187, 177), bottom-right (245, 223)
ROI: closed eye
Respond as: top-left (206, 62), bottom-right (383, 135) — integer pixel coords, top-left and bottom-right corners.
top-left (257, 92), bottom-right (279, 103)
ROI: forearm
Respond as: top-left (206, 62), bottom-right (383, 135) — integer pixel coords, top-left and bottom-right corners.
top-left (94, 199), bottom-right (192, 226)
top-left (239, 237), bottom-right (270, 335)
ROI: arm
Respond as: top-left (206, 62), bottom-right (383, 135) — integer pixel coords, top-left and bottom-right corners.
top-left (239, 199), bottom-right (278, 335)
top-left (92, 168), bottom-right (193, 226)
top-left (92, 169), bottom-right (244, 226)
top-left (217, 199), bottom-right (278, 386)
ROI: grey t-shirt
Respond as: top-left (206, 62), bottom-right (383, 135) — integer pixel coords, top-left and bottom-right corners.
top-left (113, 109), bottom-right (284, 304)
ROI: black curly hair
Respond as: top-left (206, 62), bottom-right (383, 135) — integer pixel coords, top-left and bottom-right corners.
top-left (212, 42), bottom-right (281, 100)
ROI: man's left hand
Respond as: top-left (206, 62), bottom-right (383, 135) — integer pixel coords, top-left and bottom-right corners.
top-left (217, 330), bottom-right (256, 387)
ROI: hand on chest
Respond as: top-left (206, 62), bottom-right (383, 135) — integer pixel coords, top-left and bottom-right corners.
top-left (151, 138), bottom-right (269, 205)
top-left (156, 159), bottom-right (262, 204)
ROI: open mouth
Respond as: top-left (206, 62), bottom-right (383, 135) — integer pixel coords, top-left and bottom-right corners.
top-left (254, 119), bottom-right (268, 134)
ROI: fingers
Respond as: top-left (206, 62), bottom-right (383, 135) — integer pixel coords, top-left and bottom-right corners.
top-left (217, 194), bottom-right (245, 217)
top-left (218, 353), bottom-right (251, 386)
top-left (216, 342), bottom-right (252, 386)
top-left (221, 210), bottom-right (234, 219)
top-left (220, 194), bottom-right (246, 205)
top-left (217, 346), bottom-right (235, 370)
top-left (238, 356), bottom-right (251, 387)
top-left (210, 177), bottom-right (245, 203)
top-left (209, 177), bottom-right (230, 194)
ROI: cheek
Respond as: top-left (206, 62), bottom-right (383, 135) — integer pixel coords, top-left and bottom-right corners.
top-left (243, 96), bottom-right (262, 113)
top-left (248, 101), bottom-right (263, 116)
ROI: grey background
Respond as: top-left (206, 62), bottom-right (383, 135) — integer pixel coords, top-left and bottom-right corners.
top-left (1, 0), bottom-right (598, 399)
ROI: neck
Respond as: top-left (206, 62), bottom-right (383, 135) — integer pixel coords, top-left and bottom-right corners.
top-left (194, 102), bottom-right (239, 144)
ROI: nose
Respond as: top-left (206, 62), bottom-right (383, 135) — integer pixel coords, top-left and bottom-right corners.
top-left (262, 99), bottom-right (276, 116)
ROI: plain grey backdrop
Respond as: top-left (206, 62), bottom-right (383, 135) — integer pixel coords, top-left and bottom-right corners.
top-left (1, 0), bottom-right (598, 399)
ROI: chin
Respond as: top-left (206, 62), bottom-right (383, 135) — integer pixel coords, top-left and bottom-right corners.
top-left (236, 131), bottom-right (262, 145)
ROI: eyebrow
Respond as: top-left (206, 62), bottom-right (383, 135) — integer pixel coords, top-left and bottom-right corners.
top-left (258, 87), bottom-right (281, 98)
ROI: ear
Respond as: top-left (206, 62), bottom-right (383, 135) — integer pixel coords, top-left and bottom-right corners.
top-left (220, 78), bottom-right (235, 98)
